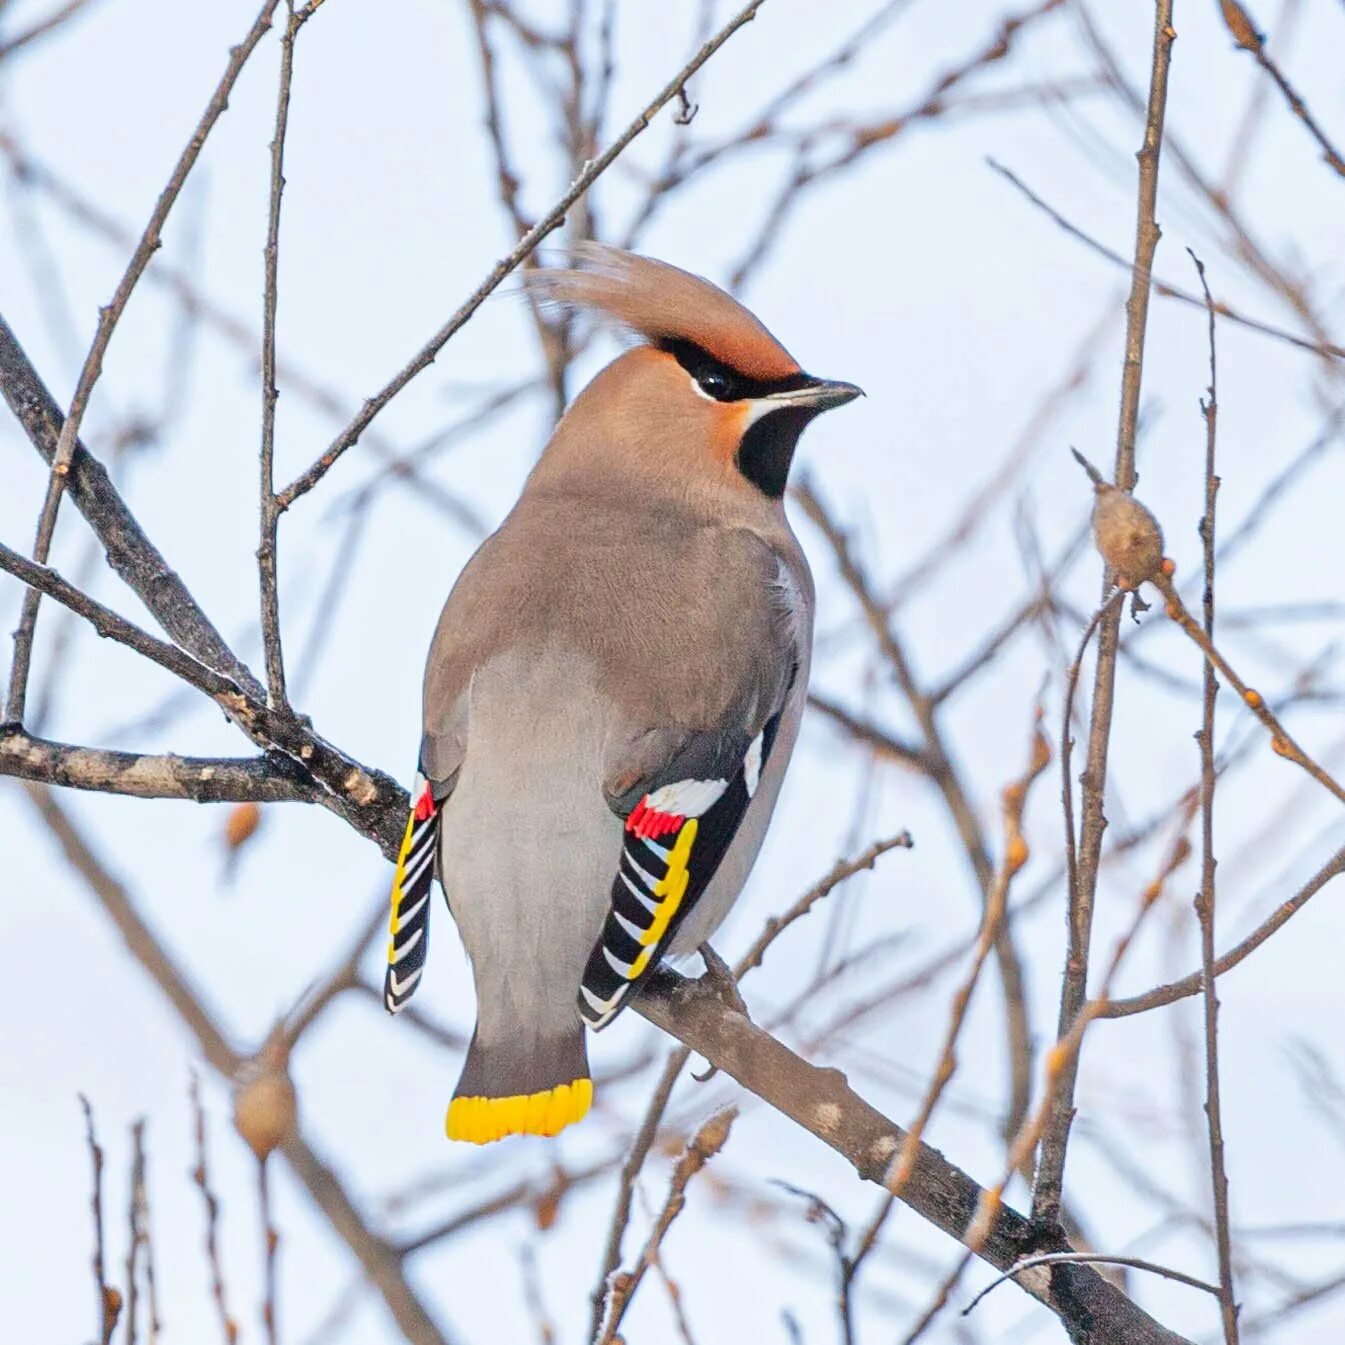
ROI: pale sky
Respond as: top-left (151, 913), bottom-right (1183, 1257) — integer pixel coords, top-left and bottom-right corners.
top-left (2, 1), bottom-right (1344, 1342)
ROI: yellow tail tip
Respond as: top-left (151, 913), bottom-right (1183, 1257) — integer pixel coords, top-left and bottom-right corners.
top-left (446, 1078), bottom-right (593, 1144)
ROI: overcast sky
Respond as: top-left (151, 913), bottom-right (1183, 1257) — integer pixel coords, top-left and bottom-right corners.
top-left (2, 1), bottom-right (1344, 1342)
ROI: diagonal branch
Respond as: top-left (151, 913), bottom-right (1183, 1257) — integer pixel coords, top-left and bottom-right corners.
top-left (634, 969), bottom-right (1193, 1345)
top-left (0, 543), bottom-right (406, 852)
top-left (5, 0), bottom-right (283, 722)
top-left (24, 783), bottom-right (454, 1345)
top-left (276, 0), bottom-right (772, 508)
top-left (0, 309), bottom-right (263, 699)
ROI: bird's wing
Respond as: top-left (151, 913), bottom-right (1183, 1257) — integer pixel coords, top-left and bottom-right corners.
top-left (579, 675), bottom-right (796, 1032)
top-left (383, 675), bottom-right (469, 1014)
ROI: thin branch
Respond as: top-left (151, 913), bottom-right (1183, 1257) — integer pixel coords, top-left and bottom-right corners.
top-left (0, 308), bottom-right (263, 698)
top-left (1189, 248), bottom-right (1240, 1344)
top-left (807, 691), bottom-right (927, 767)
top-left (869, 720), bottom-right (1050, 1284)
top-left (1153, 573), bottom-right (1345, 805)
top-left (0, 727), bottom-right (321, 803)
top-left (962, 1252), bottom-right (1222, 1316)
top-left (1032, 0), bottom-right (1176, 1233)
top-left (735, 831), bottom-right (914, 979)
top-left (1216, 0), bottom-right (1345, 178)
top-left (28, 783), bottom-right (452, 1345)
top-left (634, 968), bottom-right (1192, 1344)
top-left (259, 1159), bottom-right (280, 1345)
top-left (191, 1078), bottom-right (239, 1345)
top-left (258, 1), bottom-right (305, 709)
top-left (0, 545), bottom-right (408, 852)
top-left (0, 0), bottom-right (101, 61)
top-left (587, 1044), bottom-right (692, 1343)
top-left (987, 158), bottom-right (1345, 362)
top-left (80, 1095), bottom-right (122, 1345)
top-left (596, 1109), bottom-right (737, 1345)
top-left (1099, 843), bottom-right (1345, 1017)
top-left (136, 1117), bottom-right (162, 1345)
top-left (397, 1154), bottom-right (619, 1255)
top-left (276, 0), bottom-right (773, 508)
top-left (5, 0), bottom-right (282, 722)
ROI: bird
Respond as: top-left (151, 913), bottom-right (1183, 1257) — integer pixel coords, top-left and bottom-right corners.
top-left (383, 244), bottom-right (861, 1143)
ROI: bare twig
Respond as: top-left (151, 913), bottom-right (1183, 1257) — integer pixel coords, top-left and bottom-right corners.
top-left (1154, 573), bottom-right (1345, 806)
top-left (0, 310), bottom-right (264, 700)
top-left (774, 1185), bottom-right (855, 1345)
top-left (4, 0), bottom-right (282, 723)
top-left (962, 1251), bottom-right (1222, 1315)
top-left (1189, 249), bottom-right (1240, 1343)
top-left (0, 0), bottom-right (101, 61)
top-left (80, 1095), bottom-right (122, 1345)
top-left (276, 0), bottom-right (773, 508)
top-left (588, 1044), bottom-right (695, 1342)
top-left (191, 1078), bottom-right (239, 1345)
top-left (596, 1108), bottom-right (737, 1345)
top-left (736, 832), bottom-right (914, 979)
top-left (866, 721), bottom-right (1049, 1284)
top-left (1216, 0), bottom-right (1345, 179)
top-left (258, 1), bottom-right (306, 709)
top-left (987, 158), bottom-right (1345, 362)
top-left (1101, 844), bottom-right (1345, 1017)
top-left (126, 1119), bottom-right (147, 1345)
top-left (1032, 0), bottom-right (1176, 1233)
top-left (259, 1160), bottom-right (280, 1345)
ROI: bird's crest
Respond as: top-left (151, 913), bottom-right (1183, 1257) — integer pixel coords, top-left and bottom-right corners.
top-left (526, 243), bottom-right (801, 382)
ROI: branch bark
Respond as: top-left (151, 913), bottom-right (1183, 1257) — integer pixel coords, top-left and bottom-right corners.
top-left (1033, 0), bottom-right (1176, 1229)
top-left (0, 309), bottom-right (263, 699)
top-left (634, 970), bottom-right (1193, 1345)
top-left (0, 728), bottom-right (317, 803)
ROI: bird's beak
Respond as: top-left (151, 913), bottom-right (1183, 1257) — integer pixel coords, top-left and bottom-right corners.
top-left (763, 377), bottom-right (864, 413)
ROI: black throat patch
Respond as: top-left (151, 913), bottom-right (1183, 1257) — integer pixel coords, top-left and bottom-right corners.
top-left (736, 407), bottom-right (817, 499)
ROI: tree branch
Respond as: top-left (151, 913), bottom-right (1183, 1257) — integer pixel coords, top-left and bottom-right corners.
top-left (1033, 0), bottom-right (1176, 1230)
top-left (275, 0), bottom-right (774, 509)
top-left (0, 308), bottom-right (263, 699)
top-left (6, 0), bottom-right (283, 721)
top-left (0, 727), bottom-right (318, 803)
top-left (632, 969), bottom-right (1193, 1345)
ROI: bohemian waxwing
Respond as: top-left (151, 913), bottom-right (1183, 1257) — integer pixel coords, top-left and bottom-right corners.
top-left (384, 244), bottom-right (860, 1143)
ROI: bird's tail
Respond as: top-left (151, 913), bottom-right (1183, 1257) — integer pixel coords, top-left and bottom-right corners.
top-left (446, 1025), bottom-right (592, 1144)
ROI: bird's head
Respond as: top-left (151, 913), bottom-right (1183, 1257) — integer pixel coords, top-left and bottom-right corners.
top-left (526, 244), bottom-right (861, 501)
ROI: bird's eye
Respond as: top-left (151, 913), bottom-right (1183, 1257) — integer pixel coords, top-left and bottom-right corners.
top-left (697, 369), bottom-right (734, 400)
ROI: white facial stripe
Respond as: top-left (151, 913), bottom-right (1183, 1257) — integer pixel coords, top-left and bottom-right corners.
top-left (741, 397), bottom-right (783, 428)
